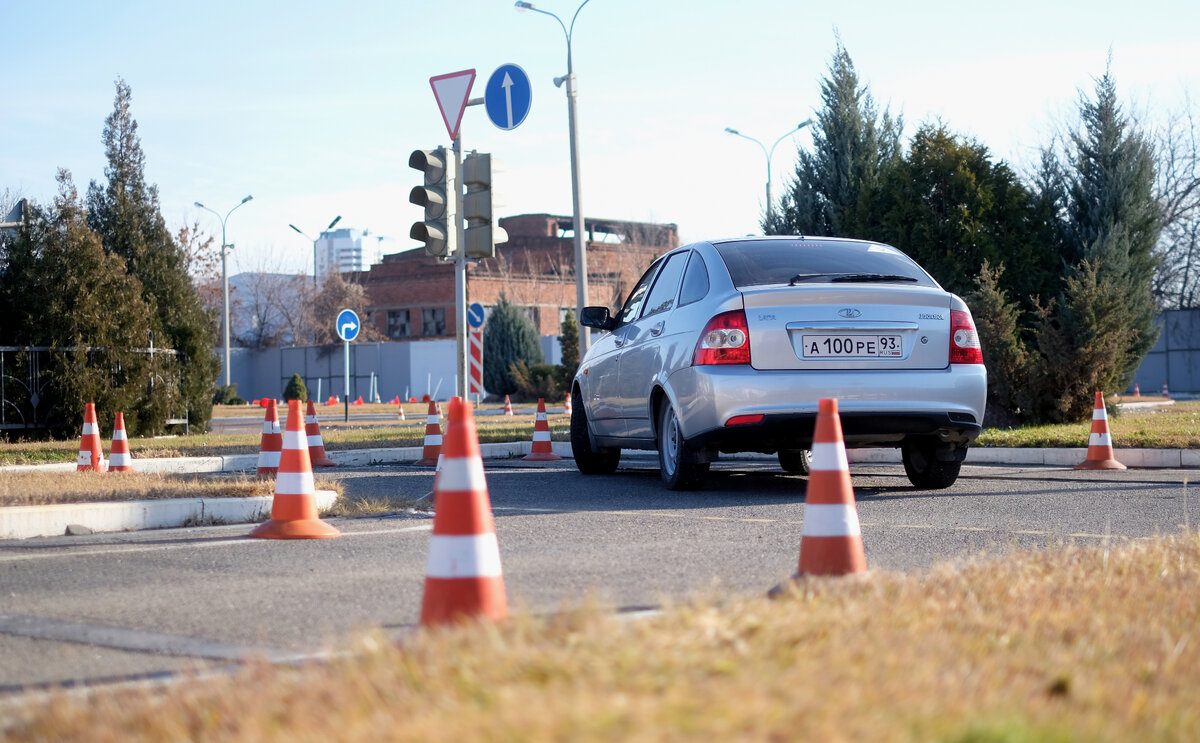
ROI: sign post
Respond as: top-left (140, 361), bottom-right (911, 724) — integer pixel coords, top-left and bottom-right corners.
top-left (336, 309), bottom-right (360, 422)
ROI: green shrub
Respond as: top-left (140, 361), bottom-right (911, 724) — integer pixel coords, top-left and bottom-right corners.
top-left (283, 373), bottom-right (308, 402)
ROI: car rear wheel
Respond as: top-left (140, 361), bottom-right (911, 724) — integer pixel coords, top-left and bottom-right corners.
top-left (778, 448), bottom-right (812, 475)
top-left (901, 437), bottom-right (963, 489)
top-left (570, 387), bottom-right (620, 475)
top-left (658, 402), bottom-right (709, 490)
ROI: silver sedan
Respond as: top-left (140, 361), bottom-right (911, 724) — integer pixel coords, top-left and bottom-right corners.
top-left (569, 236), bottom-right (987, 490)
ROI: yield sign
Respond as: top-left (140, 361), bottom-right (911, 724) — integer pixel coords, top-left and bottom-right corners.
top-left (429, 69), bottom-right (476, 141)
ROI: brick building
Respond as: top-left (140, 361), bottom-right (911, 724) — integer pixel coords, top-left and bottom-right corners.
top-left (354, 214), bottom-right (678, 339)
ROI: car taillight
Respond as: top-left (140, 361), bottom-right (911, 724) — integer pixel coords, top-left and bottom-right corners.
top-left (694, 310), bottom-right (750, 365)
top-left (950, 309), bottom-right (983, 364)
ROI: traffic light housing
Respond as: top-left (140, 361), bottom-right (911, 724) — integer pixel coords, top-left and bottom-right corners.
top-left (461, 151), bottom-right (509, 258)
top-left (409, 147), bottom-right (456, 257)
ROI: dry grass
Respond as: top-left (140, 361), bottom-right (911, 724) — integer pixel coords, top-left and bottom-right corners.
top-left (5, 534), bottom-right (1199, 742)
top-left (977, 399), bottom-right (1200, 450)
top-left (0, 471), bottom-right (344, 508)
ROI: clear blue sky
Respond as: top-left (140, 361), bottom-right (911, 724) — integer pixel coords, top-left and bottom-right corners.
top-left (4, 1), bottom-right (1197, 276)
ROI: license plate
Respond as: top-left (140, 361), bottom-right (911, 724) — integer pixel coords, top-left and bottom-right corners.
top-left (801, 334), bottom-right (902, 358)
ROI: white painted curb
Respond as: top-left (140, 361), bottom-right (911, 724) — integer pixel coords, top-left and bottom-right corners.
top-left (0, 490), bottom-right (338, 540)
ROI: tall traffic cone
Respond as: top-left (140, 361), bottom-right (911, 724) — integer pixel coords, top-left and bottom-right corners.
top-left (771, 399), bottom-right (866, 595)
top-left (563, 392), bottom-right (573, 417)
top-left (397, 404), bottom-right (407, 422)
top-left (420, 398), bottom-right (507, 626)
top-left (1133, 383), bottom-right (1141, 397)
top-left (250, 399), bottom-right (340, 539)
top-left (523, 398), bottom-right (562, 461)
top-left (76, 402), bottom-right (107, 473)
top-left (416, 401), bottom-right (443, 465)
top-left (108, 412), bottom-right (133, 472)
top-left (1076, 391), bottom-right (1126, 470)
top-left (503, 395), bottom-right (514, 416)
top-left (256, 399), bottom-right (283, 478)
top-left (305, 400), bottom-right (336, 467)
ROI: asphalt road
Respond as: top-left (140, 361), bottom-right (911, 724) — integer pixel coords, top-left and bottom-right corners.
top-left (1, 458), bottom-right (1195, 693)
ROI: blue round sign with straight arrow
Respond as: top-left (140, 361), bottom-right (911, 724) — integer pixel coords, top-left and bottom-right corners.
top-left (484, 63), bottom-right (532, 131)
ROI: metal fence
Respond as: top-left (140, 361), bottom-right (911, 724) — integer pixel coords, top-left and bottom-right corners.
top-left (0, 345), bottom-right (180, 430)
top-left (1131, 309), bottom-right (1200, 397)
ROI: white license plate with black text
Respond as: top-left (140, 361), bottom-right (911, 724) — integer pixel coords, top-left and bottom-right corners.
top-left (801, 334), bottom-right (902, 358)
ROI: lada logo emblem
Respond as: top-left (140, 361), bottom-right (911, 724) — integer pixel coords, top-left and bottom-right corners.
top-left (837, 308), bottom-right (862, 318)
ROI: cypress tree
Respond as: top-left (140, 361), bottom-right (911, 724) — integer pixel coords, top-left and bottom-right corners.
top-left (85, 78), bottom-right (219, 434)
top-left (483, 293), bottom-right (543, 396)
top-left (768, 38), bottom-right (901, 238)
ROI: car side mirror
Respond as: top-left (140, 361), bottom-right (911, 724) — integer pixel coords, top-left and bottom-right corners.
top-left (579, 306), bottom-right (618, 332)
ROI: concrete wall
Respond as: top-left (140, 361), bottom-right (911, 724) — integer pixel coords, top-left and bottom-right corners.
top-left (219, 337), bottom-right (562, 403)
top-left (1131, 309), bottom-right (1200, 397)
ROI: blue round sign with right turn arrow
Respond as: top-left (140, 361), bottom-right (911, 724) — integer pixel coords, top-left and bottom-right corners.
top-left (336, 309), bottom-right (360, 342)
top-left (484, 63), bottom-right (532, 131)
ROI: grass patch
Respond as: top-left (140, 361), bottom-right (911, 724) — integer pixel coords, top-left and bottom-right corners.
top-left (0, 471), bottom-right (344, 508)
top-left (2, 400), bottom-right (1195, 467)
top-left (5, 534), bottom-right (1199, 741)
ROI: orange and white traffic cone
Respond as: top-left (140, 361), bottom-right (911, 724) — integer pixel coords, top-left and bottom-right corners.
top-left (256, 399), bottom-right (283, 478)
top-left (397, 404), bottom-right (407, 422)
top-left (416, 401), bottom-right (443, 466)
top-left (76, 402), bottom-right (107, 473)
top-left (503, 395), bottom-right (514, 416)
top-left (1162, 382), bottom-right (1170, 399)
top-left (1133, 383), bottom-right (1141, 397)
top-left (420, 397), bottom-right (506, 626)
top-left (563, 392), bottom-right (572, 417)
top-left (1076, 391), bottom-right (1125, 470)
top-left (305, 400), bottom-right (336, 467)
top-left (523, 398), bottom-right (562, 461)
top-left (108, 412), bottom-right (133, 472)
top-left (770, 399), bottom-right (866, 595)
top-left (250, 399), bottom-right (340, 539)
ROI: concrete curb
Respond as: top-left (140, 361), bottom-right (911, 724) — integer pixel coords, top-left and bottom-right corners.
top-left (1, 491), bottom-right (338, 540)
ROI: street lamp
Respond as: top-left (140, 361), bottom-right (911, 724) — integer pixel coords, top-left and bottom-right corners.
top-left (289, 215), bottom-right (342, 290)
top-left (194, 195), bottom-right (253, 388)
top-left (515, 0), bottom-right (593, 357)
top-left (724, 119), bottom-right (813, 228)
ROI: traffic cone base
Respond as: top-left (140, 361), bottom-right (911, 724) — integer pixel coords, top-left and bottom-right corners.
top-left (1076, 391), bottom-right (1125, 470)
top-left (250, 399), bottom-right (339, 539)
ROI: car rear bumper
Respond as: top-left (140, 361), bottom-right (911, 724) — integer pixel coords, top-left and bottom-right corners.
top-left (668, 364), bottom-right (987, 452)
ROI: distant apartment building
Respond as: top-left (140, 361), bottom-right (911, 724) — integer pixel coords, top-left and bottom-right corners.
top-left (352, 214), bottom-right (679, 339)
top-left (313, 227), bottom-right (394, 278)
top-left (0, 199), bottom-right (29, 238)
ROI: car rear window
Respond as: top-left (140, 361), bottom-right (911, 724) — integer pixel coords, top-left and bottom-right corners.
top-left (713, 239), bottom-right (938, 289)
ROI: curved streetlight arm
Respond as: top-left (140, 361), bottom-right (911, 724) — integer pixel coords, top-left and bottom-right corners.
top-left (724, 121), bottom-right (813, 225)
top-left (192, 195), bottom-right (252, 387)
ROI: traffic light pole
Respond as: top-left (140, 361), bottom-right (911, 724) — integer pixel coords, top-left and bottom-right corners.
top-left (453, 134), bottom-right (468, 404)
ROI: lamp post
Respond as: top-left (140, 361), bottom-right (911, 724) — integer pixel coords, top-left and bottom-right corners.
top-left (194, 195), bottom-right (253, 388)
top-left (515, 0), bottom-right (592, 357)
top-left (289, 215), bottom-right (342, 290)
top-left (724, 119), bottom-right (813, 227)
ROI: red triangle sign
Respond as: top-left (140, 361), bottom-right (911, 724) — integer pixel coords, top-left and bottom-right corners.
top-left (430, 69), bottom-right (476, 141)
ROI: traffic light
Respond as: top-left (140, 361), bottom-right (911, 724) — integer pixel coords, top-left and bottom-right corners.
top-left (409, 147), bottom-right (456, 257)
top-left (461, 151), bottom-right (509, 258)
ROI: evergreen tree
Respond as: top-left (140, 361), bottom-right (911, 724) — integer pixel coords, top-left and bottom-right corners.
top-left (767, 38), bottom-right (901, 238)
top-left (0, 171), bottom-right (153, 433)
top-left (880, 124), bottom-right (1059, 306)
top-left (483, 293), bottom-right (543, 396)
top-left (556, 308), bottom-right (581, 394)
top-left (1053, 65), bottom-right (1162, 388)
top-left (85, 78), bottom-right (219, 434)
top-left (283, 373), bottom-right (308, 402)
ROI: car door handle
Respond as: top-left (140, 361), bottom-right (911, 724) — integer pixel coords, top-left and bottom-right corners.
top-left (649, 321), bottom-right (664, 336)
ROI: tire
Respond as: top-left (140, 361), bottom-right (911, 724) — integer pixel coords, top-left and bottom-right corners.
top-left (657, 402), bottom-right (709, 490)
top-left (901, 437), bottom-right (963, 489)
top-left (570, 387), bottom-right (620, 475)
top-left (778, 449), bottom-right (812, 475)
